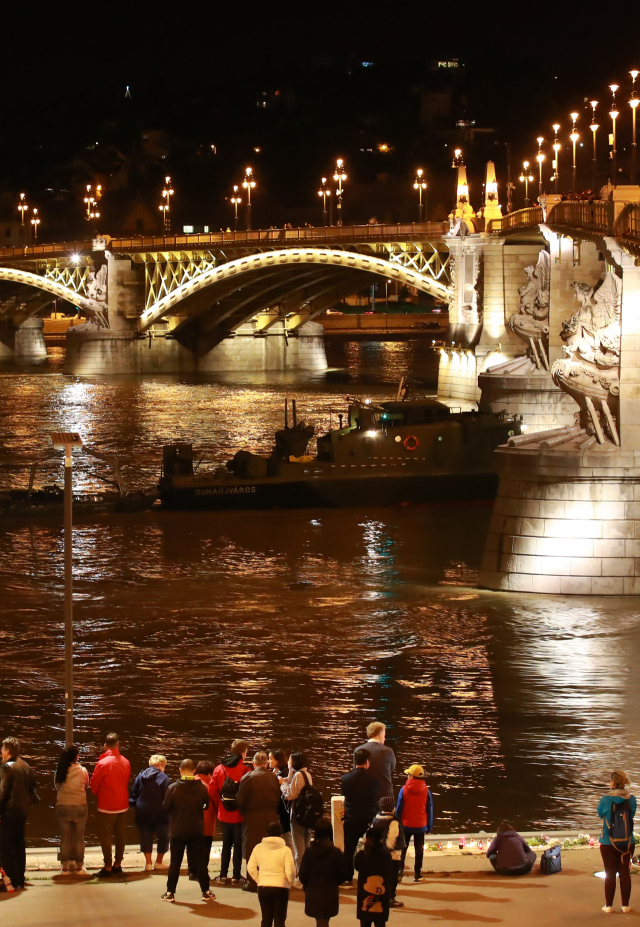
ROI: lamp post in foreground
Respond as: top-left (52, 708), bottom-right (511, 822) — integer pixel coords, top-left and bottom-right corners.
top-left (519, 161), bottom-right (535, 207)
top-left (536, 137), bottom-right (545, 196)
top-left (630, 71), bottom-right (639, 182)
top-left (318, 177), bottom-right (331, 225)
top-left (414, 169), bottom-right (427, 223)
top-left (590, 101), bottom-right (599, 192)
top-left (230, 186), bottom-right (242, 231)
top-left (609, 84), bottom-right (619, 179)
top-left (50, 432), bottom-right (83, 747)
top-left (570, 112), bottom-right (579, 193)
top-left (242, 167), bottom-right (256, 231)
top-left (333, 159), bottom-right (346, 226)
top-left (552, 124), bottom-right (561, 193)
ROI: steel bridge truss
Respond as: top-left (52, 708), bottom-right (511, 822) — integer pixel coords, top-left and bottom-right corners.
top-left (44, 264), bottom-right (91, 295)
top-left (379, 242), bottom-right (451, 285)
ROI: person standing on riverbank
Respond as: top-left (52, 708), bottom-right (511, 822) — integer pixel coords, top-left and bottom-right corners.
top-left (0, 737), bottom-right (39, 891)
top-left (354, 724), bottom-right (395, 799)
top-left (354, 827), bottom-right (394, 927)
top-left (210, 740), bottom-right (250, 886)
top-left (90, 733), bottom-right (131, 879)
top-left (342, 748), bottom-right (380, 884)
top-left (279, 752), bottom-right (316, 873)
top-left (598, 769), bottom-right (637, 914)
top-left (270, 748), bottom-right (294, 852)
top-left (396, 764), bottom-right (433, 883)
top-left (190, 760), bottom-right (216, 879)
top-left (129, 755), bottom-right (170, 871)
top-left (54, 745), bottom-right (89, 875)
top-left (248, 820), bottom-right (296, 927)
top-left (299, 816), bottom-right (348, 927)
top-left (237, 751), bottom-right (282, 892)
top-left (161, 758), bottom-right (214, 904)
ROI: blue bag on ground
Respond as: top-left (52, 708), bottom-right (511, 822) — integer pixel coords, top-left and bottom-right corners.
top-left (540, 845), bottom-right (561, 874)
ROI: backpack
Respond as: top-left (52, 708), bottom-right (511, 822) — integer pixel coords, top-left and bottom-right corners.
top-left (292, 771), bottom-right (324, 828)
top-left (540, 845), bottom-right (562, 874)
top-left (606, 799), bottom-right (635, 854)
top-left (220, 774), bottom-right (240, 812)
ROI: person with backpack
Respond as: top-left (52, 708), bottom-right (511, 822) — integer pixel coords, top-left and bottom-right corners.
top-left (598, 769), bottom-right (637, 914)
top-left (486, 822), bottom-right (536, 876)
top-left (395, 764), bottom-right (433, 884)
top-left (209, 740), bottom-right (250, 886)
top-left (280, 752), bottom-right (323, 874)
top-left (237, 751), bottom-right (282, 892)
top-left (129, 754), bottom-right (170, 871)
top-left (372, 796), bottom-right (406, 907)
top-left (299, 816), bottom-right (348, 927)
top-left (269, 748), bottom-right (294, 852)
top-left (354, 827), bottom-right (394, 927)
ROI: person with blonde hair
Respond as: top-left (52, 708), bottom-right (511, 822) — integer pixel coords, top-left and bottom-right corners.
top-left (354, 723), bottom-right (396, 800)
top-left (598, 769), bottom-right (636, 914)
top-left (130, 754), bottom-right (170, 871)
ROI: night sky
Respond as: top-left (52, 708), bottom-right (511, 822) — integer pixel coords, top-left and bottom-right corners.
top-left (4, 4), bottom-right (640, 229)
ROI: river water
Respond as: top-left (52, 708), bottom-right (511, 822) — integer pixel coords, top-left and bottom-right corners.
top-left (1, 342), bottom-right (639, 846)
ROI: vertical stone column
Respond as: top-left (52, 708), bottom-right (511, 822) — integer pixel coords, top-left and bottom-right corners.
top-left (106, 254), bottom-right (144, 332)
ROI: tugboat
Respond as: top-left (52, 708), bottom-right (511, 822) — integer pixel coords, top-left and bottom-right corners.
top-left (159, 383), bottom-right (523, 512)
top-left (0, 446), bottom-right (158, 517)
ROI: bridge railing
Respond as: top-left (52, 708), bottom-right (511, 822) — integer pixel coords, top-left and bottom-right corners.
top-left (546, 200), bottom-right (611, 235)
top-left (487, 206), bottom-right (543, 232)
top-left (614, 203), bottom-right (640, 241)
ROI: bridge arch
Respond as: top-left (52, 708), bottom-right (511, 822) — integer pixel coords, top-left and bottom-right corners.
top-left (0, 266), bottom-right (103, 317)
top-left (138, 247), bottom-right (452, 332)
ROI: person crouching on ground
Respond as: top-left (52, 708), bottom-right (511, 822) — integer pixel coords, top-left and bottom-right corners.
top-left (299, 816), bottom-right (347, 927)
top-left (89, 733), bottom-right (131, 879)
top-left (598, 769), bottom-right (637, 914)
top-left (486, 821), bottom-right (536, 876)
top-left (354, 827), bottom-right (394, 927)
top-left (54, 744), bottom-right (89, 875)
top-left (395, 764), bottom-right (433, 883)
top-left (372, 796), bottom-right (406, 907)
top-left (129, 754), bottom-right (170, 871)
top-left (248, 820), bottom-right (296, 927)
top-left (161, 758), bottom-right (215, 904)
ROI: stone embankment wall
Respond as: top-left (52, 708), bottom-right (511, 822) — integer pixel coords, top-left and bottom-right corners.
top-left (0, 318), bottom-right (47, 362)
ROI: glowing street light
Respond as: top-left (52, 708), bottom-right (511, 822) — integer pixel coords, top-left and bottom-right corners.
top-left (333, 158), bottom-right (347, 226)
top-left (590, 101), bottom-right (599, 192)
top-left (609, 84), bottom-right (619, 178)
top-left (519, 161), bottom-right (535, 207)
top-left (630, 70), bottom-right (639, 182)
top-left (317, 177), bottom-right (331, 226)
top-left (18, 193), bottom-right (28, 226)
top-left (570, 112), bottom-right (579, 192)
top-left (242, 167), bottom-right (256, 231)
top-left (413, 169), bottom-right (427, 223)
top-left (158, 176), bottom-right (174, 234)
top-left (230, 185), bottom-right (242, 231)
top-left (552, 124), bottom-right (561, 193)
top-left (84, 184), bottom-right (100, 221)
top-left (31, 208), bottom-right (41, 242)
top-left (536, 137), bottom-right (546, 195)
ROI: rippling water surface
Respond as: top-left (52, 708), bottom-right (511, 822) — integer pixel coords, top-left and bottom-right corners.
top-left (1, 342), bottom-right (639, 845)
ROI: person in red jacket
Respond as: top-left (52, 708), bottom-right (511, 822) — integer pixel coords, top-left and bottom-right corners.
top-left (209, 739), bottom-right (250, 885)
top-left (90, 733), bottom-right (131, 878)
top-left (395, 764), bottom-right (433, 884)
top-left (188, 761), bottom-right (217, 881)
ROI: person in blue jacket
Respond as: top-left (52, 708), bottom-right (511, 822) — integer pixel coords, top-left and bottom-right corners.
top-left (597, 769), bottom-right (637, 914)
top-left (130, 754), bottom-right (171, 870)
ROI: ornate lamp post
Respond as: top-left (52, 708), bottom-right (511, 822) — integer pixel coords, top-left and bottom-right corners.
top-left (333, 158), bottom-right (346, 226)
top-left (413, 169), bottom-right (427, 223)
top-left (18, 193), bottom-right (28, 228)
top-left (31, 208), bottom-right (40, 242)
top-left (536, 137), bottom-right (545, 196)
top-left (589, 101), bottom-right (599, 192)
top-left (630, 71), bottom-right (639, 182)
top-left (318, 177), bottom-right (331, 226)
top-left (84, 185), bottom-right (101, 221)
top-left (159, 176), bottom-right (173, 234)
top-left (242, 167), bottom-right (256, 231)
top-left (570, 112), bottom-right (579, 193)
top-left (519, 161), bottom-right (535, 207)
top-left (230, 185), bottom-right (242, 231)
top-left (552, 124), bottom-right (561, 193)
top-left (609, 84), bottom-right (619, 180)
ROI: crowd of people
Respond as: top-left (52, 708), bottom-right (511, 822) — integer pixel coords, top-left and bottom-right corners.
top-left (0, 724), bottom-right (636, 922)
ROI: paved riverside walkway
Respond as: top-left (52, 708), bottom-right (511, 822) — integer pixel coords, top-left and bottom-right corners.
top-left (4, 844), bottom-right (634, 926)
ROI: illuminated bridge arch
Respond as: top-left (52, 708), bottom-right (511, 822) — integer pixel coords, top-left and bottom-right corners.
top-left (0, 266), bottom-right (102, 316)
top-left (138, 247), bottom-right (452, 333)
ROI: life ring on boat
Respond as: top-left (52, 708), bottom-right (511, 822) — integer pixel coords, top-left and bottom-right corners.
top-left (403, 435), bottom-right (419, 451)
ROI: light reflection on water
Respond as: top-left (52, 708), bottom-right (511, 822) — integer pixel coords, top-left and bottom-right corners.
top-left (0, 342), bottom-right (639, 845)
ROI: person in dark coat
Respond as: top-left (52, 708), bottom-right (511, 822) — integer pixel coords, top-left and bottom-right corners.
top-left (353, 723), bottom-right (396, 800)
top-left (486, 821), bottom-right (536, 876)
top-left (299, 817), bottom-right (348, 927)
top-left (0, 736), bottom-right (39, 892)
top-left (354, 828), bottom-right (394, 927)
top-left (236, 751), bottom-right (282, 893)
top-left (129, 754), bottom-right (170, 870)
top-left (161, 758), bottom-right (214, 904)
top-left (341, 747), bottom-right (380, 883)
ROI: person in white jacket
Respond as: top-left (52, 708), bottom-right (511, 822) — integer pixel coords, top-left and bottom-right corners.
top-left (248, 821), bottom-right (296, 927)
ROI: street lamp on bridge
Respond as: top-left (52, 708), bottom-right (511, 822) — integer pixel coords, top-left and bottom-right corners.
top-left (333, 159), bottom-right (346, 226)
top-left (31, 208), bottom-right (40, 242)
top-left (589, 101), bottom-right (599, 192)
top-left (609, 84), bottom-right (619, 179)
top-left (18, 193), bottom-right (28, 227)
top-left (318, 177), bottom-right (331, 226)
top-left (230, 185), bottom-right (242, 231)
top-left (84, 184), bottom-right (101, 221)
top-left (413, 169), bottom-right (427, 223)
top-left (519, 161), bottom-right (535, 207)
top-left (630, 71), bottom-right (639, 182)
top-left (242, 167), bottom-right (256, 231)
top-left (159, 176), bottom-right (174, 234)
top-left (552, 124), bottom-right (561, 193)
top-left (535, 137), bottom-right (545, 196)
top-left (570, 112), bottom-right (579, 193)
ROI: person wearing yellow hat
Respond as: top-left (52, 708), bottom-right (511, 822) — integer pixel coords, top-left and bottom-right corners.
top-left (394, 764), bottom-right (433, 883)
